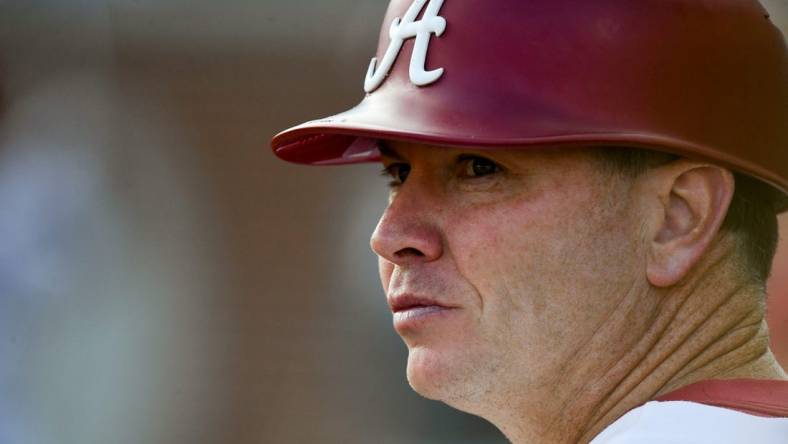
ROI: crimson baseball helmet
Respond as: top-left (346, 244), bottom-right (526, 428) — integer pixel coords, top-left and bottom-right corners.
top-left (271, 0), bottom-right (788, 210)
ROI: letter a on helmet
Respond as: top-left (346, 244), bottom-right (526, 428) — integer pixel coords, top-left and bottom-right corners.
top-left (365, 0), bottom-right (447, 93)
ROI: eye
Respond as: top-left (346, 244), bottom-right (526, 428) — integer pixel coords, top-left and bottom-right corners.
top-left (381, 162), bottom-right (411, 185)
top-left (460, 155), bottom-right (501, 178)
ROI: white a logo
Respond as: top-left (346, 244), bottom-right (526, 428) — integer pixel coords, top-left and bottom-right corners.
top-left (364, 0), bottom-right (447, 93)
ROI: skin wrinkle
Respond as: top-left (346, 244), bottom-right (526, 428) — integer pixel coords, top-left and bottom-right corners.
top-left (557, 293), bottom-right (629, 386)
top-left (680, 320), bottom-right (765, 382)
top-left (632, 283), bottom-right (738, 395)
top-left (573, 290), bottom-right (671, 440)
top-left (615, 273), bottom-right (746, 402)
top-left (663, 294), bottom-right (768, 392)
top-left (672, 303), bottom-right (763, 382)
top-left (544, 278), bottom-right (646, 441)
top-left (598, 274), bottom-right (698, 393)
top-left (445, 227), bottom-right (488, 317)
top-left (619, 267), bottom-right (733, 397)
top-left (551, 276), bottom-right (642, 402)
top-left (577, 261), bottom-right (756, 442)
top-left (712, 331), bottom-right (785, 381)
top-left (575, 287), bottom-right (658, 420)
top-left (370, 142), bottom-right (787, 444)
top-left (650, 262), bottom-right (748, 380)
top-left (593, 308), bottom-right (665, 399)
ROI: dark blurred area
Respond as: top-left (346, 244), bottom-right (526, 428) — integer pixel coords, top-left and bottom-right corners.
top-left (0, 1), bottom-right (785, 443)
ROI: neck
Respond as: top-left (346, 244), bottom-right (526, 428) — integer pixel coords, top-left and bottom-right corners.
top-left (493, 255), bottom-right (787, 444)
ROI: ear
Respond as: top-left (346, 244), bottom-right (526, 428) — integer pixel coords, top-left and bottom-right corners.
top-left (646, 162), bottom-right (735, 287)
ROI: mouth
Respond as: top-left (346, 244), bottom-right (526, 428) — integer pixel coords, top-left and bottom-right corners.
top-left (389, 294), bottom-right (450, 312)
top-left (388, 294), bottom-right (459, 331)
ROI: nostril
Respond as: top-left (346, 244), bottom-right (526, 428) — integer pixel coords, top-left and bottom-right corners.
top-left (394, 247), bottom-right (425, 258)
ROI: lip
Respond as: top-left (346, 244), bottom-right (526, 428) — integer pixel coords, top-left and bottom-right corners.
top-left (388, 293), bottom-right (459, 331)
top-left (388, 294), bottom-right (451, 313)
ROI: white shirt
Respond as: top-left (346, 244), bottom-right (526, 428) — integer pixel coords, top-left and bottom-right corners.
top-left (591, 401), bottom-right (788, 444)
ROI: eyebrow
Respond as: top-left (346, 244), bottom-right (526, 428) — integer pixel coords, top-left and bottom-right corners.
top-left (377, 141), bottom-right (404, 160)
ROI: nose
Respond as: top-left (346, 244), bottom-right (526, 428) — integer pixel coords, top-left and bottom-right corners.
top-left (369, 192), bottom-right (443, 266)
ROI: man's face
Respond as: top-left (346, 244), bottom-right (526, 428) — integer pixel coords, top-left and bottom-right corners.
top-left (370, 142), bottom-right (650, 413)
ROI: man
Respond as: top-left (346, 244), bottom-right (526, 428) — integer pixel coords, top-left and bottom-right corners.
top-left (271, 1), bottom-right (788, 442)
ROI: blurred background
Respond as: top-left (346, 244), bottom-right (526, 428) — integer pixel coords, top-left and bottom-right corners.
top-left (0, 1), bottom-right (786, 443)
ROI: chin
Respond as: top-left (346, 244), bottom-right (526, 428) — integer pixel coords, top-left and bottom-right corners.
top-left (406, 346), bottom-right (449, 400)
top-left (405, 344), bottom-right (488, 411)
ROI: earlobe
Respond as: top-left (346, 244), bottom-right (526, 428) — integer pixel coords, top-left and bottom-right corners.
top-left (646, 164), bottom-right (734, 288)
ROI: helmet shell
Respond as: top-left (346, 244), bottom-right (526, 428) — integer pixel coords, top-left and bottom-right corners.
top-left (271, 0), bottom-right (788, 207)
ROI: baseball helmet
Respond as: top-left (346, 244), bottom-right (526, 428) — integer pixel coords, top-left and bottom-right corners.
top-left (271, 0), bottom-right (788, 210)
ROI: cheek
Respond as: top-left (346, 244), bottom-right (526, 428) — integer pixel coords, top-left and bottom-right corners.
top-left (444, 190), bottom-right (620, 336)
top-left (446, 199), bottom-right (549, 317)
